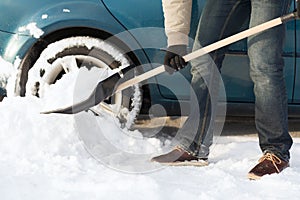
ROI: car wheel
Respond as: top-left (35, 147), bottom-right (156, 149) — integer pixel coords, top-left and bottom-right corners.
top-left (18, 36), bottom-right (142, 128)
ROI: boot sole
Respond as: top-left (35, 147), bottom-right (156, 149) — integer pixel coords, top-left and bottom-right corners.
top-left (247, 173), bottom-right (261, 180)
top-left (156, 160), bottom-right (209, 167)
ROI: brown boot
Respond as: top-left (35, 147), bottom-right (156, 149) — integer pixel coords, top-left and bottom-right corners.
top-left (248, 153), bottom-right (289, 180)
top-left (151, 146), bottom-right (208, 166)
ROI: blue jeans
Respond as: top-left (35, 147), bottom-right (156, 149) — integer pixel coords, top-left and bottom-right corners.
top-left (179, 0), bottom-right (293, 161)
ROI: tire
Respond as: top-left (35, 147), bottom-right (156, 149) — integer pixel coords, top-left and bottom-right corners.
top-left (18, 36), bottom-right (142, 128)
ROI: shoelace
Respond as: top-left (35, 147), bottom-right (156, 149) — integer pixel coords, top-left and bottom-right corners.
top-left (259, 153), bottom-right (282, 173)
top-left (174, 146), bottom-right (191, 155)
top-left (174, 145), bottom-right (185, 152)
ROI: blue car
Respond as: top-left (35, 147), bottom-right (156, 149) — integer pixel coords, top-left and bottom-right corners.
top-left (0, 0), bottom-right (299, 126)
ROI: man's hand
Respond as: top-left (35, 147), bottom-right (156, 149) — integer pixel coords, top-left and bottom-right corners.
top-left (164, 45), bottom-right (188, 74)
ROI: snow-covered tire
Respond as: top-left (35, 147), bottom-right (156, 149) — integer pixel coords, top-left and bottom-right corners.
top-left (17, 36), bottom-right (142, 128)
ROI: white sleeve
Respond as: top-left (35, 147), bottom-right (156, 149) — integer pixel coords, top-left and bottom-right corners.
top-left (162, 0), bottom-right (193, 46)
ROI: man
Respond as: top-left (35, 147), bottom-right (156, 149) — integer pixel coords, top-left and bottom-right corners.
top-left (151, 0), bottom-right (293, 180)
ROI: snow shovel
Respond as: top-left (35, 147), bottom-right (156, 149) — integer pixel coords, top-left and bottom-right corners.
top-left (42, 7), bottom-right (299, 115)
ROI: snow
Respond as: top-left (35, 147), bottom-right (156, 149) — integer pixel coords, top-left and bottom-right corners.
top-left (1, 49), bottom-right (300, 199)
top-left (42, 14), bottom-right (48, 20)
top-left (0, 56), bottom-right (21, 96)
top-left (18, 22), bottom-right (44, 38)
top-left (0, 92), bottom-right (300, 200)
top-left (0, 57), bottom-right (13, 90)
top-left (63, 9), bottom-right (71, 13)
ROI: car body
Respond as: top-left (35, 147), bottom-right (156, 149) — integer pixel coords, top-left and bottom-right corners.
top-left (0, 0), bottom-right (299, 120)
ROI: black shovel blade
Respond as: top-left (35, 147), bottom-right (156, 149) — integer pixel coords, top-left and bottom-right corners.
top-left (42, 64), bottom-right (135, 114)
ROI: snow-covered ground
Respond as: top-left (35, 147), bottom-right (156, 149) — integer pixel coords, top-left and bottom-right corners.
top-left (1, 55), bottom-right (300, 199)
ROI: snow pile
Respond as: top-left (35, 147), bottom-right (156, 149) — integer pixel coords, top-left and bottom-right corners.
top-left (1, 53), bottom-right (300, 199)
top-left (1, 83), bottom-right (300, 199)
top-left (1, 93), bottom-right (300, 200)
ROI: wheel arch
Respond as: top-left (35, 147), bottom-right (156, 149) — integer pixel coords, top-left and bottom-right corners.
top-left (17, 26), bottom-right (146, 96)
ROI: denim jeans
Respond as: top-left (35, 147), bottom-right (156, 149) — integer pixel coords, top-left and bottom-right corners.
top-left (179, 0), bottom-right (293, 161)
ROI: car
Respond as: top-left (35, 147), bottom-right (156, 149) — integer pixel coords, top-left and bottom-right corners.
top-left (0, 0), bottom-right (299, 128)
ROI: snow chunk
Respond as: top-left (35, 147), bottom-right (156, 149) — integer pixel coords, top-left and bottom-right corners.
top-left (63, 9), bottom-right (71, 13)
top-left (18, 22), bottom-right (44, 38)
top-left (41, 14), bottom-right (48, 19)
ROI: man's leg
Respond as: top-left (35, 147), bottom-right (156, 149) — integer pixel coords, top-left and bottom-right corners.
top-left (152, 0), bottom-right (251, 164)
top-left (247, 0), bottom-right (293, 179)
top-left (180, 0), bottom-right (251, 158)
